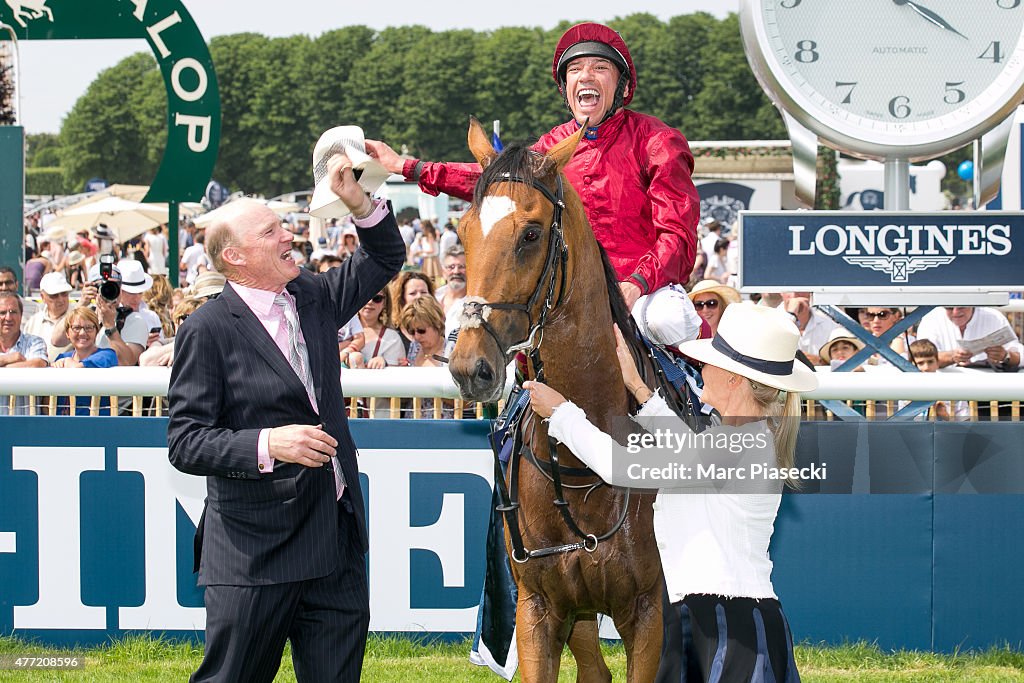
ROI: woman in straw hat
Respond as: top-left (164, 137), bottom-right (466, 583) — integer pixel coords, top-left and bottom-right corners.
top-left (688, 279), bottom-right (741, 337)
top-left (525, 303), bottom-right (815, 683)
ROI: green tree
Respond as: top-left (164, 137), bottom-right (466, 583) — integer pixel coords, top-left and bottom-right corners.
top-left (665, 12), bottom-right (719, 134)
top-left (26, 133), bottom-right (62, 167)
top-left (688, 14), bottom-right (784, 140)
top-left (59, 52), bottom-right (164, 191)
top-left (475, 27), bottom-right (553, 146)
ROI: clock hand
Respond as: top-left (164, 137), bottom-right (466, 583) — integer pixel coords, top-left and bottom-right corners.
top-left (893, 0), bottom-right (968, 39)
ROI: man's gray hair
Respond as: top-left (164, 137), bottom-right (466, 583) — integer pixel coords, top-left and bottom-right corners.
top-left (443, 244), bottom-right (465, 260)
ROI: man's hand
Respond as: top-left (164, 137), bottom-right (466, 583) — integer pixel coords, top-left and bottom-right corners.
top-left (53, 357), bottom-right (84, 368)
top-left (326, 153), bottom-right (373, 217)
top-left (784, 296), bottom-right (810, 329)
top-left (364, 140), bottom-right (406, 175)
top-left (522, 380), bottom-right (567, 419)
top-left (268, 424), bottom-right (338, 468)
top-left (95, 297), bottom-right (117, 330)
top-left (80, 283), bottom-right (98, 308)
top-left (934, 400), bottom-right (951, 421)
top-left (984, 345), bottom-right (1010, 365)
top-left (0, 351), bottom-right (25, 367)
top-left (619, 281), bottom-right (642, 311)
top-left (951, 347), bottom-right (973, 365)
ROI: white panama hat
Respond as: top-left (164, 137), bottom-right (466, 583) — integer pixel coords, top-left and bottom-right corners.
top-left (678, 302), bottom-right (818, 393)
top-left (115, 258), bottom-right (154, 294)
top-left (308, 126), bottom-right (390, 220)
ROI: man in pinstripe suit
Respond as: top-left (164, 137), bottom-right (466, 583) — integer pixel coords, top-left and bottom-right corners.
top-left (168, 154), bottom-right (406, 682)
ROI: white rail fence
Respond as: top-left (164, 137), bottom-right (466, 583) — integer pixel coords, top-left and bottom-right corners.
top-left (2, 367), bottom-right (1023, 419)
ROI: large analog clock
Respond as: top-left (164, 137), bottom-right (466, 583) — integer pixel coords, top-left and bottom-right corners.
top-left (739, 0), bottom-right (1024, 162)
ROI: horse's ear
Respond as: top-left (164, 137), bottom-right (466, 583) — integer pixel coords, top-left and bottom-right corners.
top-left (468, 116), bottom-right (498, 168)
top-left (545, 117), bottom-right (588, 173)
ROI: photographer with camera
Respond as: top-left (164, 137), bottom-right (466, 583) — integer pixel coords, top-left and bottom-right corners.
top-left (61, 258), bottom-right (161, 367)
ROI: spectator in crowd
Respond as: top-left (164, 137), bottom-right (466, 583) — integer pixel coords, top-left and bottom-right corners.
top-left (862, 307), bottom-right (908, 365)
top-left (390, 271), bottom-right (435, 332)
top-left (818, 327), bottom-right (866, 371)
top-left (905, 338), bottom-right (969, 420)
top-left (399, 296), bottom-right (453, 418)
top-left (66, 249), bottom-right (87, 288)
top-left (410, 220), bottom-right (442, 281)
top-left (0, 265), bottom-right (40, 320)
top-left (42, 228), bottom-right (68, 275)
top-left (24, 272), bottom-right (73, 362)
top-left (179, 220), bottom-right (195, 253)
top-left (289, 235), bottom-right (309, 268)
top-left (686, 244), bottom-right (708, 291)
top-left (24, 242), bottom-right (52, 292)
top-left (339, 226), bottom-right (360, 259)
top-left (337, 315), bottom-right (366, 369)
top-left (143, 225), bottom-right (169, 276)
top-left (180, 230), bottom-right (210, 286)
top-left (0, 291), bottom-right (48, 416)
top-left (145, 274), bottom-right (176, 338)
top-left (139, 274), bottom-right (225, 367)
top-left (52, 307), bottom-right (117, 415)
top-left (438, 220), bottom-right (460, 262)
top-left (688, 279), bottom-right (740, 337)
top-left (400, 296), bottom-right (447, 368)
top-left (397, 218), bottom-right (416, 250)
top-left (308, 237), bottom-right (335, 271)
top-left (703, 238), bottom-right (731, 285)
top-left (780, 291), bottom-right (839, 366)
top-left (352, 289), bottom-right (405, 370)
top-left (76, 229), bottom-right (98, 258)
top-left (915, 306), bottom-right (1022, 371)
top-left (700, 217), bottom-right (723, 264)
top-left (435, 245), bottom-right (467, 329)
top-left (318, 254), bottom-right (346, 273)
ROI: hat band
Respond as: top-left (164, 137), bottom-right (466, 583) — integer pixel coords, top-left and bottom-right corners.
top-left (122, 278), bottom-right (146, 286)
top-left (712, 334), bottom-right (793, 376)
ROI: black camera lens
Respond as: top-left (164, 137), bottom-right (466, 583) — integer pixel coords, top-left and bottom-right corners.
top-left (99, 280), bottom-right (121, 302)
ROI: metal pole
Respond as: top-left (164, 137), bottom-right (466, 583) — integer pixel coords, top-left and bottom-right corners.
top-left (168, 201), bottom-right (179, 288)
top-left (883, 157), bottom-right (910, 210)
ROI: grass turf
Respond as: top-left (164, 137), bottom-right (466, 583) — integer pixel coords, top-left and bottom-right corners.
top-left (1, 635), bottom-right (1023, 681)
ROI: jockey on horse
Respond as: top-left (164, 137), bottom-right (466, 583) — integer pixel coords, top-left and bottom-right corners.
top-left (367, 22), bottom-right (703, 338)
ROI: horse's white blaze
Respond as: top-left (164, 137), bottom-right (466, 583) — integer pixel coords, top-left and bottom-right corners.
top-left (478, 196), bottom-right (517, 238)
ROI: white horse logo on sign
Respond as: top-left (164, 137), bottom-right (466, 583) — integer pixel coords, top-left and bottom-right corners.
top-left (5, 0), bottom-right (54, 28)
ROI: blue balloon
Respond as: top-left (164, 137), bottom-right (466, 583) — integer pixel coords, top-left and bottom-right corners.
top-left (957, 160), bottom-right (974, 181)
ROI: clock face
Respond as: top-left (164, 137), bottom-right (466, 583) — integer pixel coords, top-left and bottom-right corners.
top-left (741, 0), bottom-right (1024, 159)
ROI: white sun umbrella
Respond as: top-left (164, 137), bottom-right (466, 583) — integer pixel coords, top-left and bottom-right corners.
top-left (48, 196), bottom-right (170, 243)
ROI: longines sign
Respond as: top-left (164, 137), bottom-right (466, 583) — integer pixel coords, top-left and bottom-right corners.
top-left (0, 0), bottom-right (220, 202)
top-left (739, 212), bottom-right (1024, 294)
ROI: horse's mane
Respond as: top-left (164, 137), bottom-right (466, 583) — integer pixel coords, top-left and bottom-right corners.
top-left (473, 141), bottom-right (691, 418)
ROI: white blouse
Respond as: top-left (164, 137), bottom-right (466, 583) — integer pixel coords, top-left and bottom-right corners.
top-left (547, 394), bottom-right (782, 601)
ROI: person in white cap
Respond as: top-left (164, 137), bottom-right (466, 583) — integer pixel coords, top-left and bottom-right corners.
top-left (23, 271), bottom-right (73, 362)
top-left (524, 303), bottom-right (816, 683)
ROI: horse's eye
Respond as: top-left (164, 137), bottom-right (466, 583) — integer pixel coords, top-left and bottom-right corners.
top-left (523, 227), bottom-right (541, 243)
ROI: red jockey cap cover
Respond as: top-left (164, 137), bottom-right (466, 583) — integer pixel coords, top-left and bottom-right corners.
top-left (552, 22), bottom-right (636, 107)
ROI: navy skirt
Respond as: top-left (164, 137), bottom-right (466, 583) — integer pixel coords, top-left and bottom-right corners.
top-left (655, 591), bottom-right (800, 683)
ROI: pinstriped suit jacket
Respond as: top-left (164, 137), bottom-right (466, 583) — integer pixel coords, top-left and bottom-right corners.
top-left (167, 211), bottom-right (405, 586)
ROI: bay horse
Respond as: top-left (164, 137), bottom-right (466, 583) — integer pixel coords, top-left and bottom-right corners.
top-left (449, 119), bottom-right (669, 682)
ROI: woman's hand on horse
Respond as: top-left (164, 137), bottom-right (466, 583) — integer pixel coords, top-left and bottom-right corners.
top-left (614, 325), bottom-right (646, 399)
top-left (327, 154), bottom-right (373, 217)
top-left (522, 381), bottom-right (567, 419)
top-left (364, 140), bottom-right (405, 175)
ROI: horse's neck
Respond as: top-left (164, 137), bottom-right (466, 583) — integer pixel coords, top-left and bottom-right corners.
top-left (534, 269), bottom-right (630, 430)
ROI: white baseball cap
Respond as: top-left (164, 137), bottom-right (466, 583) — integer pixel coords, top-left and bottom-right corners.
top-left (39, 271), bottom-right (73, 295)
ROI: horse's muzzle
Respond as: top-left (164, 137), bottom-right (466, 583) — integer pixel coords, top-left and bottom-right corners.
top-left (450, 354), bottom-right (506, 403)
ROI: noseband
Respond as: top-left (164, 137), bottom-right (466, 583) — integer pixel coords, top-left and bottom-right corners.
top-left (461, 171), bottom-right (569, 380)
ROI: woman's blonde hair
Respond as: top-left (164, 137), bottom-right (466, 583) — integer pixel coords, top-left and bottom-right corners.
top-left (749, 380), bottom-right (803, 488)
top-left (399, 296), bottom-right (445, 336)
top-left (64, 306), bottom-right (100, 334)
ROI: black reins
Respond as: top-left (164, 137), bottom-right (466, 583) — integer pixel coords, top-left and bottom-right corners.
top-left (468, 168), bottom-right (630, 563)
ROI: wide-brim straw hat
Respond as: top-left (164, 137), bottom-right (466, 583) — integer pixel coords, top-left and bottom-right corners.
top-left (688, 279), bottom-right (741, 305)
top-left (679, 303), bottom-right (818, 393)
top-left (819, 326), bottom-right (865, 360)
top-left (188, 271), bottom-right (227, 300)
top-left (308, 126), bottom-right (390, 220)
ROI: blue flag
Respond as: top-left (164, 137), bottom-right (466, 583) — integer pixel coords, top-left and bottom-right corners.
top-left (492, 131), bottom-right (504, 153)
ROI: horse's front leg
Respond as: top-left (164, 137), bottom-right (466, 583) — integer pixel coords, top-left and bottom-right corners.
top-left (566, 616), bottom-right (611, 683)
top-left (516, 590), bottom-right (571, 683)
top-left (613, 586), bottom-right (664, 683)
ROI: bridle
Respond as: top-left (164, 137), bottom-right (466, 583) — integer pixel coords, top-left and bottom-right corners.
top-left (460, 170), bottom-right (569, 366)
top-left (466, 165), bottom-right (630, 563)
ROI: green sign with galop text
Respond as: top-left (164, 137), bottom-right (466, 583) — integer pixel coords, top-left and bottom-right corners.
top-left (0, 0), bottom-right (220, 203)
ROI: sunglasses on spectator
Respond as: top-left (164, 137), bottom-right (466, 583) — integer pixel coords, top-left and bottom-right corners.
top-left (176, 315), bottom-right (189, 324)
top-left (410, 328), bottom-right (430, 336)
top-left (864, 310), bottom-right (892, 320)
top-left (369, 294), bottom-right (385, 303)
top-left (692, 299), bottom-right (719, 310)
top-left (69, 325), bottom-right (97, 333)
